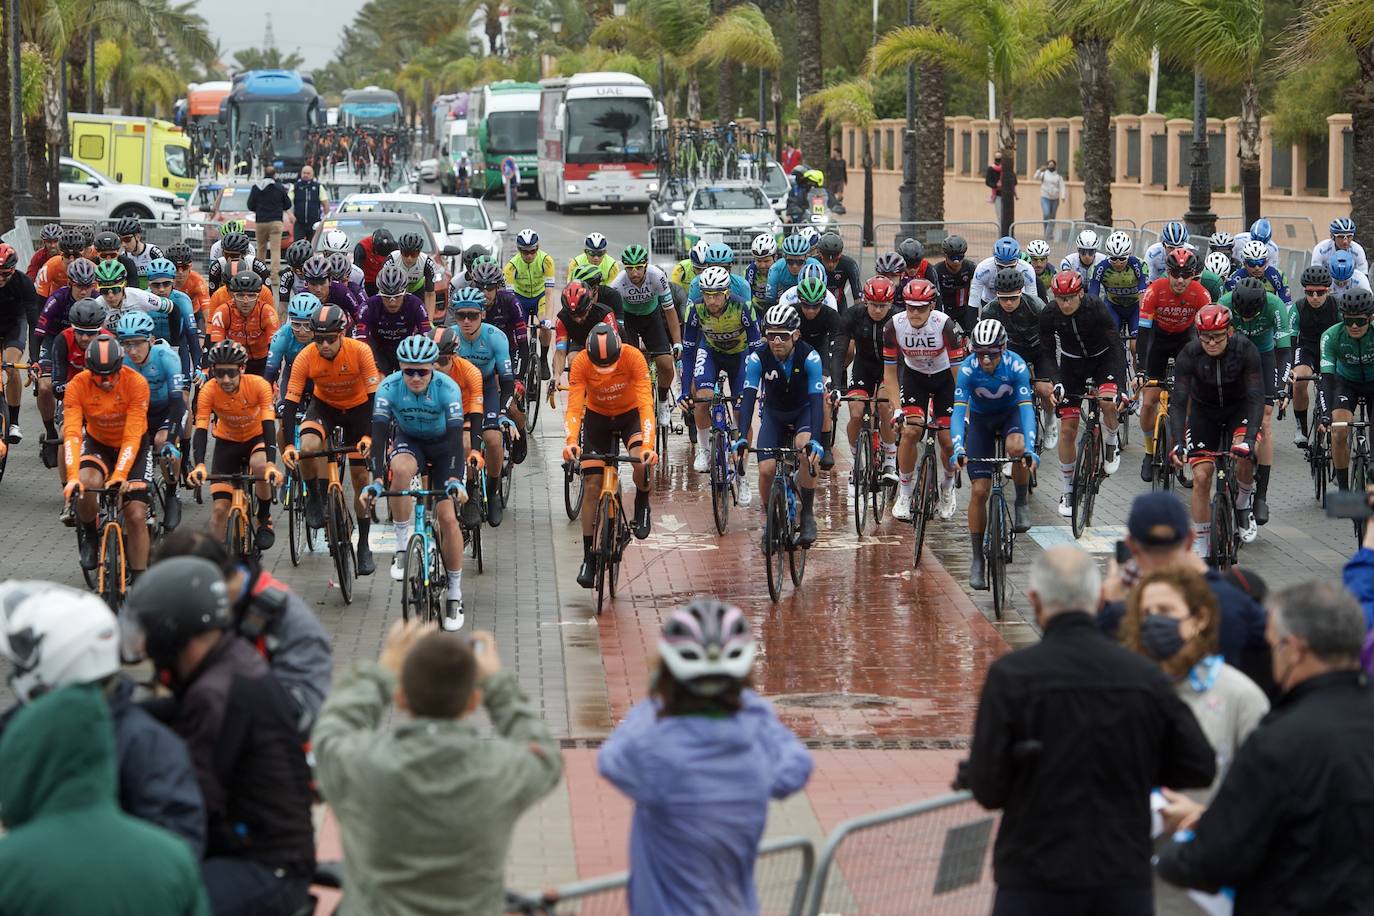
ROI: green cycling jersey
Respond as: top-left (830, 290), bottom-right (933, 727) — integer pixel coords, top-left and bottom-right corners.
top-left (1320, 322), bottom-right (1374, 383)
top-left (1219, 291), bottom-right (1291, 354)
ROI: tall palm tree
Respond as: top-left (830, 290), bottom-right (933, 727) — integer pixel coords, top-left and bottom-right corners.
top-left (231, 48), bottom-right (306, 72)
top-left (796, 0), bottom-right (824, 166)
top-left (689, 2), bottom-right (780, 132)
top-left (802, 80), bottom-right (875, 243)
top-left (1054, 0), bottom-right (1121, 226)
top-left (913, 58), bottom-right (945, 223)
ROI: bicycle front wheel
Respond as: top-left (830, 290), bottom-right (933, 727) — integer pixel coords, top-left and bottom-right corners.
top-left (225, 507), bottom-right (248, 563)
top-left (99, 524), bottom-right (125, 613)
top-left (710, 430), bottom-right (730, 535)
top-left (987, 494), bottom-right (1006, 620)
top-left (401, 534), bottom-right (428, 622)
top-left (1210, 486), bottom-right (1235, 571)
top-left (563, 463), bottom-right (584, 520)
top-left (1070, 433), bottom-right (1096, 539)
top-left (527, 371), bottom-right (543, 433)
top-left (1151, 423), bottom-right (1174, 493)
top-left (766, 482), bottom-right (787, 603)
top-left (912, 446), bottom-right (936, 566)
top-left (287, 473), bottom-right (307, 565)
top-left (328, 488), bottom-right (355, 605)
top-left (1353, 455), bottom-right (1369, 547)
top-left (851, 436), bottom-right (868, 536)
top-left (427, 538), bottom-right (448, 624)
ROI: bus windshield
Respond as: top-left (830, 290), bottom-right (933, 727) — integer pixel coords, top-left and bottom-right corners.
top-left (565, 97), bottom-right (652, 164)
top-left (486, 111), bottom-right (537, 156)
top-left (233, 100), bottom-right (311, 158)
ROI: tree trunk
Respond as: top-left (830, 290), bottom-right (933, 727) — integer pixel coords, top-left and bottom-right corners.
top-left (1237, 75), bottom-right (1262, 227)
top-left (1075, 32), bottom-right (1113, 227)
top-left (717, 62), bottom-right (737, 123)
top-left (26, 115), bottom-right (50, 214)
top-left (997, 105), bottom-right (1017, 236)
top-left (795, 0), bottom-right (824, 166)
top-left (861, 131), bottom-right (874, 246)
top-left (1352, 41), bottom-right (1374, 250)
top-left (0, 0), bottom-right (13, 228)
top-left (914, 60), bottom-right (944, 223)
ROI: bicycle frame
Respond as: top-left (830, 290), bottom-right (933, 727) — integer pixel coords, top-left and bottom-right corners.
top-left (206, 472), bottom-right (267, 559)
top-left (581, 451), bottom-right (639, 615)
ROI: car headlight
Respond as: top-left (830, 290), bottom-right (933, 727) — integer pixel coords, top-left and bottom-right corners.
top-left (172, 198), bottom-right (187, 208)
top-left (647, 181), bottom-right (659, 193)
top-left (566, 183), bottom-right (579, 194)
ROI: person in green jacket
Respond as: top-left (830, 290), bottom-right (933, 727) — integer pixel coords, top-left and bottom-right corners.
top-left (0, 684), bottom-right (209, 916)
top-left (313, 619), bottom-right (564, 916)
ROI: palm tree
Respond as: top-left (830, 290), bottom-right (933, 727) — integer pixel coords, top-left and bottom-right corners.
top-left (796, 0), bottom-right (824, 166)
top-left (869, 0), bottom-right (1074, 235)
top-left (231, 47), bottom-right (306, 72)
top-left (913, 58), bottom-right (946, 223)
top-left (1054, 0), bottom-right (1121, 226)
top-left (688, 3), bottom-right (780, 131)
top-left (802, 80), bottom-right (875, 244)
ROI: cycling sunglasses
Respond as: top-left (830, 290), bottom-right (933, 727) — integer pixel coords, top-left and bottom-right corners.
top-left (1305, 287), bottom-right (1331, 296)
top-left (973, 346), bottom-right (1002, 359)
top-left (1344, 315), bottom-right (1371, 328)
top-left (764, 330), bottom-right (793, 341)
top-left (1199, 331), bottom-right (1230, 344)
top-left (213, 367), bottom-right (241, 379)
top-left (313, 333), bottom-right (341, 344)
top-left (784, 258), bottom-right (806, 266)
top-left (455, 311), bottom-right (483, 322)
top-left (402, 368), bottom-right (432, 378)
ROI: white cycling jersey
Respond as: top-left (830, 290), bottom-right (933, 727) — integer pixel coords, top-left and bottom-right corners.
top-left (1312, 238), bottom-right (1370, 274)
top-left (1058, 252), bottom-right (1106, 288)
top-left (777, 285), bottom-right (837, 312)
top-left (1229, 233), bottom-right (1279, 270)
top-left (1144, 241), bottom-right (1200, 281)
top-left (969, 257), bottom-right (1035, 304)
top-left (609, 264), bottom-right (672, 309)
top-left (887, 308), bottom-right (960, 374)
top-left (209, 239), bottom-right (258, 261)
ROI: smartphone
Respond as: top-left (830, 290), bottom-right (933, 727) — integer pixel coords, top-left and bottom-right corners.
top-left (1326, 490), bottom-right (1374, 520)
top-left (1114, 540), bottom-right (1131, 565)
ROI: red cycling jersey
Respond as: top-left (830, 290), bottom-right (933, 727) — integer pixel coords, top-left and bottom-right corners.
top-left (1140, 278), bottom-right (1210, 336)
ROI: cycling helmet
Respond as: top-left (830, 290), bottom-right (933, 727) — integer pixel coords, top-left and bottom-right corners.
top-left (206, 339), bottom-right (248, 365)
top-left (585, 322), bottom-right (621, 367)
top-left (1331, 251), bottom-right (1357, 283)
top-left (396, 334), bottom-right (440, 364)
top-left (302, 254), bottom-right (330, 282)
top-left (1301, 264), bottom-right (1333, 289)
top-left (311, 304), bottom-right (348, 333)
top-left (94, 231), bottom-right (120, 253)
top-left (874, 251), bottom-right (905, 275)
top-left (1249, 218), bottom-right (1273, 244)
top-left (780, 235), bottom-right (810, 258)
top-left (863, 276), bottom-right (896, 304)
top-left (226, 271), bottom-right (263, 294)
top-left (80, 226), bottom-right (95, 247)
top-left (583, 232), bottom-right (608, 254)
top-left (320, 228), bottom-right (351, 254)
top-left (39, 223), bottom-right (62, 242)
top-left (0, 582), bottom-right (119, 704)
top-left (462, 244), bottom-right (491, 269)
top-left (1194, 304), bottom-right (1231, 332)
top-left (571, 262), bottom-right (602, 287)
top-left (285, 238), bottom-right (314, 268)
top-left (1241, 239), bottom-right (1269, 265)
top-left (471, 261), bottom-right (504, 289)
top-left (452, 286), bottom-right (486, 309)
top-left (84, 335), bottom-right (124, 375)
top-left (431, 326), bottom-right (460, 355)
top-left (146, 258), bottom-right (175, 282)
top-left (0, 244), bottom-right (17, 270)
top-left (687, 239), bottom-right (711, 270)
top-left (562, 280), bottom-right (593, 314)
top-left (1209, 231), bottom-right (1235, 252)
top-left (114, 216), bottom-right (142, 238)
top-left (1331, 216), bottom-right (1357, 237)
top-left (59, 229), bottom-right (86, 255)
top-left (942, 235), bottom-right (968, 258)
top-left (68, 298), bottom-right (107, 331)
top-left (1166, 247), bottom-right (1200, 277)
top-left (94, 259), bottom-right (127, 286)
top-left (370, 229), bottom-right (397, 255)
top-left (621, 244), bottom-right (649, 267)
top-left (376, 262), bottom-right (409, 296)
top-left (219, 219), bottom-right (245, 237)
top-left (698, 265), bottom-right (732, 294)
top-left (515, 228), bottom-right (539, 250)
top-left (1075, 229), bottom-right (1100, 252)
top-left (326, 252), bottom-right (352, 280)
top-left (1204, 251), bottom-right (1233, 278)
top-left (970, 318), bottom-right (1007, 349)
top-left (220, 232), bottom-right (250, 255)
top-left (705, 242), bottom-right (734, 266)
top-left (66, 259), bottom-right (97, 287)
top-left (114, 311), bottom-right (156, 340)
top-left (398, 232), bottom-right (425, 254)
top-left (798, 262), bottom-right (826, 285)
top-left (994, 267), bottom-right (1025, 295)
top-left (1341, 287), bottom-right (1374, 316)
top-left (1160, 221), bottom-right (1189, 247)
top-left (288, 292), bottom-right (321, 322)
top-left (1104, 231), bottom-right (1133, 258)
top-left (796, 277), bottom-right (828, 306)
top-left (798, 226), bottom-right (821, 249)
top-left (901, 277), bottom-right (936, 304)
top-left (126, 557), bottom-right (233, 672)
top-left (764, 303), bottom-right (801, 331)
top-left (818, 232), bottom-right (843, 258)
top-left (992, 236), bottom-right (1020, 264)
top-left (165, 242), bottom-right (193, 266)
top-left (1050, 270), bottom-right (1083, 297)
top-left (657, 598), bottom-right (755, 693)
top-left (749, 234), bottom-right (777, 260)
top-left (1024, 239), bottom-right (1051, 259)
top-left (1231, 276), bottom-right (1267, 316)
top-left (896, 237), bottom-right (925, 266)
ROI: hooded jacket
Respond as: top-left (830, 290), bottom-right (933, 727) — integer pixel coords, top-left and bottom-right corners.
top-left (0, 684), bottom-right (209, 915)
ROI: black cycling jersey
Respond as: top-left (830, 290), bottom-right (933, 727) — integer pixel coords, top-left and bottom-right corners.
top-left (1039, 293), bottom-right (1120, 362)
top-left (207, 257), bottom-right (270, 293)
top-left (980, 295), bottom-right (1048, 368)
top-left (592, 287), bottom-right (626, 324)
top-left (800, 305), bottom-right (839, 371)
top-left (933, 261), bottom-right (976, 323)
top-left (1295, 297), bottom-right (1341, 358)
top-left (822, 254), bottom-right (862, 312)
top-left (832, 304), bottom-right (893, 381)
top-left (1169, 335), bottom-right (1265, 448)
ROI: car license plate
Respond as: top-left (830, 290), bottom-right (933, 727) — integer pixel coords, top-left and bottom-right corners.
top-left (605, 194), bottom-right (621, 201)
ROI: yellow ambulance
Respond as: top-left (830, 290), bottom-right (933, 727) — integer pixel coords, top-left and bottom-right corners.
top-left (67, 113), bottom-right (196, 199)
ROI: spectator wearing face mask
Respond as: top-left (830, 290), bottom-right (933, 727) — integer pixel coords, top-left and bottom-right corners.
top-left (1034, 159), bottom-right (1065, 230)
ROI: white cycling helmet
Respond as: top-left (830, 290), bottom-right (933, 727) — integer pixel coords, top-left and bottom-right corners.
top-left (1075, 229), bottom-right (1100, 252)
top-left (798, 226), bottom-right (821, 248)
top-left (0, 581), bottom-right (120, 704)
top-left (763, 302), bottom-right (800, 331)
top-left (689, 239), bottom-right (711, 270)
top-left (1104, 231), bottom-right (1133, 258)
top-left (658, 599), bottom-right (756, 694)
top-left (1204, 251), bottom-right (1233, 277)
top-left (1025, 239), bottom-right (1051, 259)
top-left (698, 265), bottom-right (732, 293)
top-left (319, 228), bottom-right (350, 254)
top-left (751, 233), bottom-right (777, 258)
top-left (584, 232), bottom-right (608, 253)
top-left (970, 317), bottom-right (1007, 349)
top-left (1241, 239), bottom-right (1269, 264)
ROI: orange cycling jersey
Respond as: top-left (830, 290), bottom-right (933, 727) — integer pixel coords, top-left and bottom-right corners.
top-left (195, 374), bottom-right (274, 442)
top-left (36, 256), bottom-right (68, 298)
top-left (565, 345), bottom-right (655, 450)
top-left (442, 355), bottom-right (486, 418)
top-left (178, 270), bottom-right (211, 315)
top-left (62, 367), bottom-right (150, 480)
top-left (286, 337), bottom-right (380, 409)
top-left (207, 285), bottom-right (274, 323)
top-left (209, 299), bottom-right (280, 359)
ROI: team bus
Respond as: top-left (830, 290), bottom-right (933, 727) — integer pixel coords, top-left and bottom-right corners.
top-left (471, 81), bottom-right (542, 195)
top-left (222, 69), bottom-right (324, 179)
top-left (340, 86), bottom-right (404, 129)
top-left (537, 71), bottom-right (666, 212)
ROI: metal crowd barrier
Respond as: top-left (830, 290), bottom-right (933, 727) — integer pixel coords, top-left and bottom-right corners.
top-left (1141, 213), bottom-right (1317, 248)
top-left (5, 215), bottom-right (212, 272)
top-left (872, 221), bottom-right (1002, 271)
top-left (648, 222), bottom-right (865, 276)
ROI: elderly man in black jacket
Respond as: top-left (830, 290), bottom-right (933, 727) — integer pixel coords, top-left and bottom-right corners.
top-left (963, 545), bottom-right (1216, 916)
top-left (1156, 581), bottom-right (1374, 914)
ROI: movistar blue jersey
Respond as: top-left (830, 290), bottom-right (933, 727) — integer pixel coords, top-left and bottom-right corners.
top-left (125, 342), bottom-right (185, 407)
top-left (765, 257), bottom-right (824, 304)
top-left (1225, 265), bottom-right (1291, 306)
top-left (737, 341), bottom-right (825, 440)
top-left (950, 351), bottom-right (1036, 453)
top-left (265, 324), bottom-right (310, 387)
top-left (687, 271), bottom-right (752, 306)
top-left (457, 322), bottom-right (513, 381)
top-left (374, 371), bottom-right (464, 441)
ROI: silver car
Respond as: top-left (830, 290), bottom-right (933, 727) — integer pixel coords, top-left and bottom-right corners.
top-left (673, 181), bottom-right (782, 259)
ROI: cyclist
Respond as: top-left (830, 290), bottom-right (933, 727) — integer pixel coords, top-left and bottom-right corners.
top-left (187, 340), bottom-right (281, 548)
top-left (209, 271), bottom-right (279, 377)
top-left (896, 237), bottom-right (939, 288)
top-left (25, 222), bottom-right (61, 279)
top-left (206, 232), bottom-right (268, 295)
top-left (281, 304), bottom-right (382, 576)
top-left (266, 293), bottom-right (320, 456)
top-left (549, 280), bottom-right (617, 398)
top-left (1226, 239), bottom-right (1292, 307)
top-left (47, 300), bottom-right (107, 490)
top-left (208, 219), bottom-right (256, 261)
top-left (566, 232), bottom-right (622, 285)
top-left (1144, 221), bottom-right (1195, 281)
top-left (812, 232), bottom-right (857, 313)
top-left (1168, 305), bottom-right (1264, 554)
top-left (115, 216), bottom-right (164, 289)
top-left (1313, 216), bottom-right (1368, 274)
top-left (884, 278), bottom-right (962, 522)
top-left (686, 243), bottom-right (749, 306)
top-left (363, 334), bottom-right (476, 631)
top-left (430, 328), bottom-right (488, 528)
top-left (970, 236), bottom-right (1035, 306)
top-left (1328, 250), bottom-right (1372, 296)
top-left (34, 228), bottom-right (87, 299)
top-left (166, 243), bottom-right (210, 330)
top-left (355, 262), bottom-right (432, 375)
top-left (277, 238), bottom-right (317, 305)
top-left (563, 323), bottom-right (656, 587)
top-left (62, 335), bottom-right (152, 579)
top-left (933, 235), bottom-right (977, 333)
top-left (1291, 264), bottom-right (1340, 447)
top-left (386, 231), bottom-right (440, 322)
top-left (1200, 251), bottom-right (1233, 302)
top-left (980, 267), bottom-right (1056, 446)
top-left (35, 260), bottom-right (99, 463)
top-left (950, 318), bottom-right (1038, 589)
top-left (452, 289), bottom-right (515, 527)
top-left (1207, 232), bottom-right (1239, 277)
top-left (766, 234), bottom-right (824, 304)
top-left (1040, 270), bottom-right (1126, 517)
top-left (317, 227), bottom-right (367, 287)
top-left (503, 229), bottom-right (556, 380)
top-left (298, 253), bottom-right (363, 324)
top-left (572, 262), bottom-right (625, 328)
top-left (1059, 229), bottom-right (1106, 289)
top-left (114, 311), bottom-right (186, 531)
top-left (1137, 247), bottom-right (1211, 480)
top-left (1024, 239), bottom-right (1054, 301)
top-left (468, 269), bottom-right (530, 460)
top-left (93, 260), bottom-right (175, 337)
top-left (353, 228), bottom-right (397, 295)
top-left (734, 303), bottom-right (824, 547)
top-left (671, 240), bottom-right (709, 291)
top-left (603, 246), bottom-right (659, 328)
top-left (1088, 231), bottom-right (1148, 350)
top-left (745, 234), bottom-right (778, 308)
top-left (93, 230), bottom-right (140, 290)
top-left (1317, 287), bottom-right (1374, 496)
top-left (0, 245), bottom-right (36, 443)
top-left (1230, 217), bottom-right (1279, 269)
top-left (145, 258), bottom-right (202, 378)
top-left (612, 249), bottom-right (682, 435)
top-left (833, 276), bottom-right (900, 485)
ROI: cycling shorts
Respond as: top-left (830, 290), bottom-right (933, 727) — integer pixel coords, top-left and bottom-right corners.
top-left (79, 434), bottom-right (153, 502)
top-left (390, 431), bottom-right (455, 482)
top-left (146, 403), bottom-right (175, 436)
top-left (580, 408), bottom-right (645, 473)
top-left (693, 348), bottom-right (746, 398)
top-left (302, 400), bottom-right (371, 466)
top-left (1056, 351), bottom-right (1124, 419)
top-left (898, 366), bottom-right (955, 429)
top-left (513, 292), bottom-right (544, 321)
top-left (246, 356), bottom-right (268, 378)
top-left (1332, 377), bottom-right (1374, 416)
top-left (1105, 299), bottom-right (1140, 337)
top-left (1186, 403), bottom-right (1253, 463)
top-left (1258, 348), bottom-right (1277, 403)
top-left (210, 436), bottom-right (266, 498)
top-left (756, 403), bottom-right (814, 454)
top-left (1145, 329), bottom-right (1193, 382)
top-left (622, 310), bottom-right (671, 359)
top-left (1009, 346), bottom-right (1056, 382)
top-left (372, 342), bottom-right (401, 377)
top-left (479, 375), bottom-right (502, 431)
top-left (0, 318), bottom-right (27, 353)
top-left (846, 356), bottom-right (885, 399)
top-left (963, 409), bottom-right (1025, 481)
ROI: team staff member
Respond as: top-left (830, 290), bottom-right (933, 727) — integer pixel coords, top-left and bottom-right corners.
top-left (564, 324), bottom-right (656, 587)
top-left (281, 305), bottom-right (382, 576)
top-left (188, 340), bottom-right (282, 548)
top-left (503, 230), bottom-right (556, 380)
top-left (1137, 248), bottom-right (1211, 481)
top-left (209, 272), bottom-right (280, 377)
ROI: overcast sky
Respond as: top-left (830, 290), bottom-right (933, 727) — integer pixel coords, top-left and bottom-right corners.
top-left (194, 0), bottom-right (369, 71)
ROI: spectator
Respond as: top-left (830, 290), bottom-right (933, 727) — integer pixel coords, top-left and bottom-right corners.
top-left (0, 684), bottom-right (209, 916)
top-left (313, 620), bottom-right (562, 915)
top-left (1342, 501), bottom-right (1374, 631)
top-left (781, 139), bottom-right (802, 175)
top-left (1033, 159), bottom-right (1065, 231)
top-left (246, 166), bottom-right (294, 302)
top-left (985, 152), bottom-right (1005, 222)
top-left (457, 152), bottom-right (471, 195)
top-left (963, 546), bottom-right (1216, 916)
top-left (825, 148), bottom-right (848, 214)
top-left (128, 557), bottom-right (315, 916)
top-left (152, 529), bottom-right (333, 736)
top-left (291, 165), bottom-right (327, 235)
top-left (501, 155), bottom-right (520, 214)
top-left (437, 150), bottom-right (455, 195)
top-left (598, 599), bottom-right (813, 915)
top-left (0, 580), bottom-right (206, 855)
top-left (1100, 491), bottom-right (1274, 695)
top-left (1156, 581), bottom-right (1374, 913)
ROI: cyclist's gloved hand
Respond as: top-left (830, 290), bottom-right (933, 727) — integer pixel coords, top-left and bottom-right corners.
top-left (444, 478), bottom-right (467, 503)
top-left (499, 415), bottom-right (521, 439)
top-left (194, 368), bottom-right (208, 386)
top-left (362, 480), bottom-right (383, 502)
top-left (806, 440), bottom-right (825, 461)
top-left (732, 437), bottom-right (749, 456)
top-left (677, 393), bottom-right (694, 411)
top-left (187, 463), bottom-right (208, 486)
top-left (1231, 440), bottom-right (1254, 461)
top-left (1169, 444), bottom-right (1188, 468)
top-left (513, 379), bottom-right (525, 401)
top-left (1051, 383), bottom-right (1066, 405)
top-left (159, 443), bottom-right (181, 462)
top-left (356, 436), bottom-right (372, 458)
top-left (952, 446), bottom-right (967, 469)
top-left (468, 449), bottom-right (486, 470)
top-left (827, 389), bottom-right (840, 407)
top-left (671, 342), bottom-right (683, 360)
top-left (153, 296), bottom-right (174, 315)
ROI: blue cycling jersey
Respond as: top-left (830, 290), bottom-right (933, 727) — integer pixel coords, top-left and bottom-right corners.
top-left (738, 341), bottom-right (825, 440)
top-left (124, 342), bottom-right (184, 407)
top-left (1225, 265), bottom-right (1292, 306)
top-left (374, 371), bottom-right (464, 441)
top-left (687, 271), bottom-right (752, 307)
top-left (765, 257), bottom-right (824, 304)
top-left (457, 322), bottom-right (513, 381)
top-left (950, 351), bottom-right (1036, 453)
top-left (265, 324), bottom-right (310, 387)
top-left (1088, 256), bottom-right (1148, 304)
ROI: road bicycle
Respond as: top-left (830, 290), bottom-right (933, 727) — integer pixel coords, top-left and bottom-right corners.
top-left (206, 472), bottom-right (268, 562)
top-left (706, 377), bottom-right (743, 535)
top-left (1143, 364), bottom-right (1188, 492)
top-left (285, 424), bottom-right (321, 565)
top-left (1292, 378), bottom-right (1332, 506)
top-left (461, 454), bottom-right (486, 573)
top-left (755, 446), bottom-right (810, 604)
top-left (378, 486), bottom-right (457, 625)
top-left (968, 437), bottom-right (1018, 620)
top-left (908, 416), bottom-right (942, 566)
top-left (1069, 383), bottom-right (1110, 539)
top-left (1191, 449), bottom-right (1249, 571)
top-left (562, 421), bottom-right (585, 521)
top-left (297, 426), bottom-right (359, 605)
top-left (0, 359), bottom-right (30, 482)
top-left (1117, 324), bottom-right (1136, 449)
top-left (1333, 408), bottom-right (1371, 548)
top-left (841, 394), bottom-right (893, 535)
top-left (583, 448), bottom-right (639, 616)
top-left (497, 417), bottom-right (518, 509)
top-left (72, 487), bottom-right (127, 612)
top-left (521, 349), bottom-right (543, 434)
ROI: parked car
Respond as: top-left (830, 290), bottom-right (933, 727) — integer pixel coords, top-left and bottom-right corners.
top-left (312, 211), bottom-right (462, 311)
top-left (58, 157), bottom-right (183, 222)
top-left (673, 181), bottom-right (783, 259)
top-left (435, 196), bottom-right (506, 264)
top-left (334, 191), bottom-right (464, 273)
top-left (759, 158), bottom-right (790, 214)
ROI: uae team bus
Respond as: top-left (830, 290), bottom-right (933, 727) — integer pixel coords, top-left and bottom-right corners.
top-left (340, 86), bottom-right (403, 128)
top-left (537, 72), bottom-right (667, 212)
top-left (472, 81), bottom-right (542, 195)
top-left (222, 69), bottom-right (324, 179)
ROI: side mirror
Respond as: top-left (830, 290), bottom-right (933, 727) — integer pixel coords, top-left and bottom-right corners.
top-left (491, 220), bottom-right (507, 232)
top-left (441, 244), bottom-right (464, 257)
top-left (447, 224), bottom-right (465, 236)
top-left (86, 179), bottom-right (100, 188)
top-left (671, 201), bottom-right (686, 213)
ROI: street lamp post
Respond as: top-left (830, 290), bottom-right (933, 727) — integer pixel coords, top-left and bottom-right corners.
top-left (898, 0), bottom-right (917, 225)
top-left (550, 12), bottom-right (562, 34)
top-left (1184, 66), bottom-right (1217, 237)
top-left (9, 0), bottom-right (33, 216)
